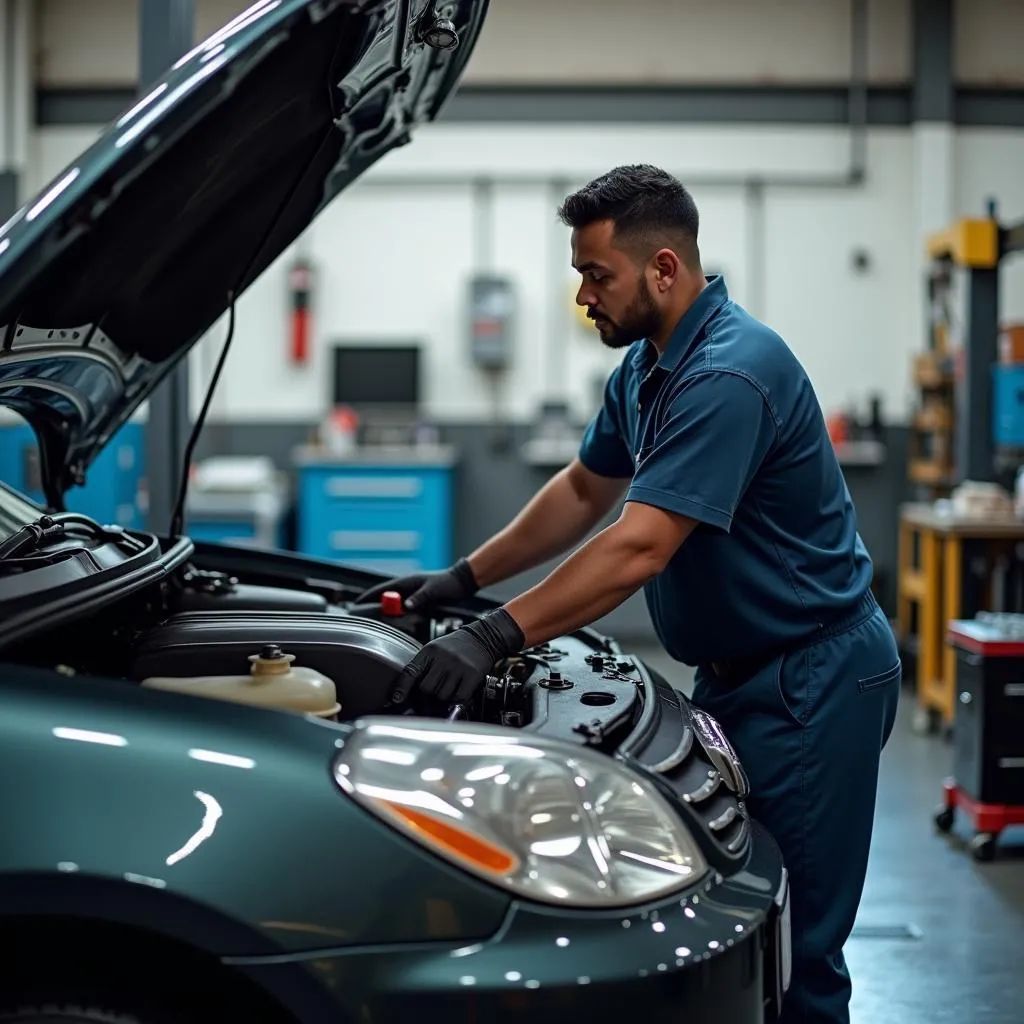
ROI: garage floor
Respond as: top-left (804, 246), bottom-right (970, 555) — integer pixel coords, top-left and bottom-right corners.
top-left (634, 647), bottom-right (1024, 1024)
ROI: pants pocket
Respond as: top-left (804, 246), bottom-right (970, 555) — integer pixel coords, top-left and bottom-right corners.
top-left (857, 660), bottom-right (902, 694)
top-left (775, 646), bottom-right (812, 726)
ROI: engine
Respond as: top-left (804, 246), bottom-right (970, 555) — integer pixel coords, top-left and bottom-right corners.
top-left (112, 571), bottom-right (647, 751)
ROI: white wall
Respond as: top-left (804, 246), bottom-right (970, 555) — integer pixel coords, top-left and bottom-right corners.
top-left (31, 120), bottom-right (925, 425)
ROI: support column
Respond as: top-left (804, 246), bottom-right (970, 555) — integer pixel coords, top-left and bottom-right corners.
top-left (911, 0), bottom-right (956, 366)
top-left (140, 0), bottom-right (194, 535)
top-left (0, 0), bottom-right (33, 221)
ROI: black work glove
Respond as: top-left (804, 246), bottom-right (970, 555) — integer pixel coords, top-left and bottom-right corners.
top-left (355, 557), bottom-right (478, 613)
top-left (391, 608), bottom-right (525, 705)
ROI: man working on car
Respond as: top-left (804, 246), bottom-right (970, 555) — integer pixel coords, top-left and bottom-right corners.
top-left (359, 164), bottom-right (900, 1024)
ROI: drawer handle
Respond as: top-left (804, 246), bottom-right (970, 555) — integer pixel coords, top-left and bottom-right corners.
top-left (1005, 684), bottom-right (1024, 698)
top-left (998, 757), bottom-right (1024, 769)
top-left (330, 530), bottom-right (421, 551)
top-left (325, 477), bottom-right (422, 499)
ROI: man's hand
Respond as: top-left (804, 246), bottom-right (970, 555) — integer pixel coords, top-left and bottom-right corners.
top-left (391, 608), bottom-right (525, 705)
top-left (355, 557), bottom-right (478, 613)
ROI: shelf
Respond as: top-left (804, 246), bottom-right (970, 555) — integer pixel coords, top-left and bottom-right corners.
top-left (909, 458), bottom-right (954, 486)
top-left (913, 353), bottom-right (956, 389)
top-left (913, 406), bottom-right (953, 432)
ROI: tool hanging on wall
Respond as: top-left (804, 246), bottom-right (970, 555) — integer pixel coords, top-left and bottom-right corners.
top-left (288, 255), bottom-right (315, 366)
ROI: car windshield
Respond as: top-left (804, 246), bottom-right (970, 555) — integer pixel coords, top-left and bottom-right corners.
top-left (0, 481), bottom-right (42, 540)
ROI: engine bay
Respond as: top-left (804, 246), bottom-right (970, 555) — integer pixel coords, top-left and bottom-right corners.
top-left (0, 522), bottom-right (645, 752)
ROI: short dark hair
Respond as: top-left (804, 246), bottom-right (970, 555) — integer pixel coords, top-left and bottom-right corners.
top-left (558, 164), bottom-right (700, 268)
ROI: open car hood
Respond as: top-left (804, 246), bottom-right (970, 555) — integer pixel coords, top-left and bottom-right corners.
top-left (0, 0), bottom-right (486, 506)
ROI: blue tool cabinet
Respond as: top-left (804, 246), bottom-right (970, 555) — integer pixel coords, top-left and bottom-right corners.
top-left (294, 446), bottom-right (456, 576)
top-left (0, 418), bottom-right (144, 528)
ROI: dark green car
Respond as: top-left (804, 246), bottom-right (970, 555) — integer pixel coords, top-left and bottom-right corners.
top-left (0, 2), bottom-right (789, 1022)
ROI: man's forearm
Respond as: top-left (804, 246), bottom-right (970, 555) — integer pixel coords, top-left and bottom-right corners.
top-left (467, 465), bottom-right (622, 589)
top-left (502, 522), bottom-right (666, 649)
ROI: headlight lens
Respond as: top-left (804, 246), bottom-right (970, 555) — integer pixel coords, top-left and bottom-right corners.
top-left (333, 717), bottom-right (708, 908)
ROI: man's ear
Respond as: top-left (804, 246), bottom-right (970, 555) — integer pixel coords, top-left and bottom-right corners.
top-left (651, 247), bottom-right (681, 292)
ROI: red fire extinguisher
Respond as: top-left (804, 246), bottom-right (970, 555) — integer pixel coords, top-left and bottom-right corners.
top-left (288, 256), bottom-right (314, 366)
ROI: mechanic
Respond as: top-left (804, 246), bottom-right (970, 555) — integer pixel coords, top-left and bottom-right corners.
top-left (359, 164), bottom-right (901, 1024)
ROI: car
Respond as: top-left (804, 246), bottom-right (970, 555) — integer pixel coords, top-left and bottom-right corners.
top-left (0, 2), bottom-right (790, 1022)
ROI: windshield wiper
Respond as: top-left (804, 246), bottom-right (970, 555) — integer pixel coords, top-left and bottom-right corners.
top-left (0, 515), bottom-right (67, 561)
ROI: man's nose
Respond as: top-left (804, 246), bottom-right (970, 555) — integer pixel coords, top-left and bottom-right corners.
top-left (576, 283), bottom-right (595, 308)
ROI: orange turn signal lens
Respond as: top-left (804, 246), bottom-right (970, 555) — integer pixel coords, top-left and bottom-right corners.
top-left (382, 801), bottom-right (519, 876)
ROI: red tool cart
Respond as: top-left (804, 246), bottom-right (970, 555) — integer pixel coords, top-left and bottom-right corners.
top-left (938, 614), bottom-right (1024, 861)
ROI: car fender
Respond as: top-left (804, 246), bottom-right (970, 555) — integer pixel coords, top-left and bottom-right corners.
top-left (0, 664), bottom-right (512, 955)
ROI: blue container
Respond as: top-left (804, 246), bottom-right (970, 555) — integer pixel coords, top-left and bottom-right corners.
top-left (993, 365), bottom-right (1024, 448)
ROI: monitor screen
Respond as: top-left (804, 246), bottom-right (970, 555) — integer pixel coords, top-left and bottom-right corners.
top-left (331, 344), bottom-right (421, 408)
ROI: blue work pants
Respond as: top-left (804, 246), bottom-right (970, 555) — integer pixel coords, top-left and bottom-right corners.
top-left (692, 593), bottom-right (901, 1024)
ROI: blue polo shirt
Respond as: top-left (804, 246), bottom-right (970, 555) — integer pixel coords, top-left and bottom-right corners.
top-left (579, 275), bottom-right (873, 666)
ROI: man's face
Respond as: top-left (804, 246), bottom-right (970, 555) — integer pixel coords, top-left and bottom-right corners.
top-left (571, 220), bottom-right (661, 349)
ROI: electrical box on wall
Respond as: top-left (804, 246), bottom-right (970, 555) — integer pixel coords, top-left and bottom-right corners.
top-left (468, 274), bottom-right (515, 371)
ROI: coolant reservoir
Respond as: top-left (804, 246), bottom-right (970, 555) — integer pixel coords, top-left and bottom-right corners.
top-left (141, 644), bottom-right (341, 718)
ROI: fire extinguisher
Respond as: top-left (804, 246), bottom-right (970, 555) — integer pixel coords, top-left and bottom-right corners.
top-left (288, 256), bottom-right (314, 366)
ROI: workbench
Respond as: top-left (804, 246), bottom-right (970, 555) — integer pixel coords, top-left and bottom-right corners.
top-left (897, 501), bottom-right (1024, 732)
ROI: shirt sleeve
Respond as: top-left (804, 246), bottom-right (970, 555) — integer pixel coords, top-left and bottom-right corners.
top-left (578, 361), bottom-right (636, 479)
top-left (626, 370), bottom-right (778, 532)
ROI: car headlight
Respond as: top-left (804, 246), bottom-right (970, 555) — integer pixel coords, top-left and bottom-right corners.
top-left (333, 717), bottom-right (709, 908)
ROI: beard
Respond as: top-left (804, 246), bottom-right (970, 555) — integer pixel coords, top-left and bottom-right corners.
top-left (588, 278), bottom-right (662, 350)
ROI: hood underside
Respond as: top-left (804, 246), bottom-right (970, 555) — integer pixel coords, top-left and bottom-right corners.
top-left (0, 0), bottom-right (487, 504)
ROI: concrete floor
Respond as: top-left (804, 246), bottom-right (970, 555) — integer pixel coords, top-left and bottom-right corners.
top-left (633, 647), bottom-right (1024, 1024)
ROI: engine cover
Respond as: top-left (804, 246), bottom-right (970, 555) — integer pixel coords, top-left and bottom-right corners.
top-left (129, 611), bottom-right (420, 718)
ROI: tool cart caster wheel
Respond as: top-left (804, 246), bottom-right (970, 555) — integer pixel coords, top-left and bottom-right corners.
top-left (970, 832), bottom-right (997, 862)
top-left (934, 807), bottom-right (955, 833)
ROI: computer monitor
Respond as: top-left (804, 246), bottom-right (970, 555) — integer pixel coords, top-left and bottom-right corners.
top-left (330, 343), bottom-right (421, 417)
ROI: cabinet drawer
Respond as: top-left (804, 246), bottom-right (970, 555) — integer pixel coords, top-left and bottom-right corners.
top-left (329, 529), bottom-right (422, 553)
top-left (322, 474), bottom-right (424, 501)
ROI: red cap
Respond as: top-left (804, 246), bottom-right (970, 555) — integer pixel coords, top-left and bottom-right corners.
top-left (381, 590), bottom-right (404, 617)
